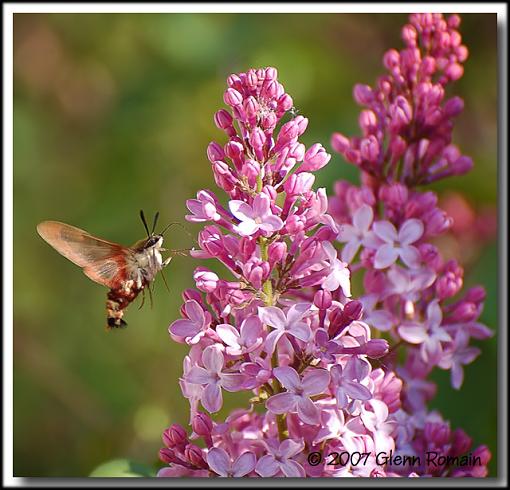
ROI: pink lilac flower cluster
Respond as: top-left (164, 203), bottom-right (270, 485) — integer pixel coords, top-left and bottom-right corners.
top-left (158, 14), bottom-right (492, 478)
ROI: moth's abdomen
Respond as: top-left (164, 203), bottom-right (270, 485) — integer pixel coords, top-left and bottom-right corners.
top-left (105, 279), bottom-right (144, 329)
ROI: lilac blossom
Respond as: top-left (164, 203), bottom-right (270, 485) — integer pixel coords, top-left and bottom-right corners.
top-left (158, 13), bottom-right (493, 479)
top-left (266, 367), bottom-right (330, 425)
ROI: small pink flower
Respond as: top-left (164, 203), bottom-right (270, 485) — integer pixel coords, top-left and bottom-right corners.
top-left (438, 330), bottom-right (480, 389)
top-left (321, 242), bottom-right (352, 296)
top-left (372, 218), bottom-right (424, 269)
top-left (229, 193), bottom-right (283, 236)
top-left (206, 447), bottom-right (256, 477)
top-left (186, 345), bottom-right (244, 413)
top-left (255, 439), bottom-right (305, 477)
top-left (398, 300), bottom-right (452, 364)
top-left (330, 361), bottom-right (372, 409)
top-left (169, 300), bottom-right (212, 345)
top-left (259, 304), bottom-right (312, 355)
top-left (266, 366), bottom-right (330, 425)
top-left (216, 316), bottom-right (264, 356)
top-left (337, 204), bottom-right (375, 263)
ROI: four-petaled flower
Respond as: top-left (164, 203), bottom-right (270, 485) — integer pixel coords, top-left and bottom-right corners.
top-left (372, 219), bottom-right (424, 269)
top-left (266, 366), bottom-right (330, 425)
top-left (186, 345), bottom-right (244, 412)
top-left (322, 242), bottom-right (352, 296)
top-left (169, 300), bottom-right (212, 345)
top-left (337, 204), bottom-right (375, 263)
top-left (255, 439), bottom-right (306, 477)
top-left (229, 193), bottom-right (284, 236)
top-left (206, 447), bottom-right (256, 477)
top-left (259, 304), bottom-right (312, 355)
top-left (398, 300), bottom-right (452, 364)
top-left (330, 361), bottom-right (372, 409)
top-left (216, 316), bottom-right (264, 356)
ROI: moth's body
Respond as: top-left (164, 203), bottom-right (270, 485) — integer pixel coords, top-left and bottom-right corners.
top-left (36, 220), bottom-right (171, 329)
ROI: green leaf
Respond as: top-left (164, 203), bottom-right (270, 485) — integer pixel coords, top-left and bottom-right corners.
top-left (89, 459), bottom-right (156, 477)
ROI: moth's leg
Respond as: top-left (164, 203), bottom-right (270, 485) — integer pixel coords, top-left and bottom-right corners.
top-left (138, 289), bottom-right (146, 310)
top-left (162, 257), bottom-right (172, 267)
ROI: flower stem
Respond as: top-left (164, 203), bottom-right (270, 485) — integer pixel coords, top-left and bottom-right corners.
top-left (260, 236), bottom-right (288, 441)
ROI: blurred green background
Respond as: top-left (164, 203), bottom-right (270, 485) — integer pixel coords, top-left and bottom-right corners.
top-left (13, 13), bottom-right (498, 477)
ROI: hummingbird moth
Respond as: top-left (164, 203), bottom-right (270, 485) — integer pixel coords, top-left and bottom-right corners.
top-left (37, 211), bottom-right (174, 330)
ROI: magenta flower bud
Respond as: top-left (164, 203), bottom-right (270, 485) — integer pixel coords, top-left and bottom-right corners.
top-left (365, 339), bottom-right (389, 359)
top-left (402, 24), bottom-right (417, 45)
top-left (424, 208), bottom-right (452, 235)
top-left (444, 96), bottom-right (464, 117)
top-left (424, 421), bottom-right (450, 447)
top-left (159, 448), bottom-right (181, 465)
top-left (283, 172), bottom-right (315, 196)
top-left (212, 161), bottom-right (235, 191)
top-left (383, 49), bottom-right (400, 70)
top-left (249, 127), bottom-right (266, 159)
top-left (331, 132), bottom-right (350, 154)
top-left (214, 109), bottom-right (233, 130)
top-left (379, 183), bottom-right (408, 208)
top-left (418, 243), bottom-right (442, 270)
top-left (163, 424), bottom-right (188, 447)
top-left (314, 289), bottom-right (332, 310)
top-left (451, 155), bottom-right (473, 175)
top-left (207, 141), bottom-right (225, 163)
top-left (243, 96), bottom-right (259, 119)
top-left (265, 66), bottom-right (278, 81)
top-left (465, 286), bottom-right (486, 304)
top-left (227, 73), bottom-right (242, 89)
top-left (359, 110), bottom-right (378, 134)
top-left (184, 444), bottom-right (207, 469)
top-left (389, 135), bottom-right (407, 162)
top-left (360, 135), bottom-right (380, 163)
top-left (301, 143), bottom-right (331, 171)
top-left (225, 140), bottom-right (244, 160)
top-left (223, 88), bottom-right (243, 107)
top-left (446, 62), bottom-right (464, 81)
top-left (285, 214), bottom-right (305, 235)
top-left (277, 120), bottom-right (299, 145)
top-left (344, 300), bottom-right (363, 321)
top-left (268, 241), bottom-right (287, 265)
top-left (448, 14), bottom-right (461, 28)
top-left (194, 267), bottom-right (220, 293)
top-left (261, 112), bottom-right (277, 130)
top-left (456, 44), bottom-right (469, 62)
top-left (450, 428), bottom-right (472, 457)
top-left (261, 79), bottom-right (278, 99)
top-left (421, 55), bottom-right (436, 76)
top-left (472, 445), bottom-right (491, 466)
top-left (246, 69), bottom-right (258, 89)
top-left (242, 159), bottom-right (261, 185)
top-left (353, 84), bottom-right (374, 105)
top-left (238, 236), bottom-right (256, 260)
top-left (294, 115), bottom-right (309, 135)
top-left (450, 301), bottom-right (478, 323)
top-left (192, 411), bottom-right (213, 437)
top-left (277, 93), bottom-right (293, 113)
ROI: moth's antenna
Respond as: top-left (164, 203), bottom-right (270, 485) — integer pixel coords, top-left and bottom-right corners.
top-left (140, 210), bottom-right (151, 237)
top-left (160, 222), bottom-right (196, 245)
top-left (152, 212), bottom-right (160, 235)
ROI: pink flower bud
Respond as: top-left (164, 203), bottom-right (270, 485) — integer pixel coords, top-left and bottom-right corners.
top-left (277, 120), bottom-right (299, 145)
top-left (261, 112), bottom-right (277, 130)
top-left (344, 300), bottom-right (363, 321)
top-left (314, 289), bottom-right (332, 310)
top-left (301, 143), bottom-right (331, 171)
top-left (159, 448), bottom-right (181, 464)
top-left (246, 69), bottom-right (258, 89)
top-left (445, 62), bottom-right (464, 81)
top-left (383, 49), bottom-right (400, 70)
top-left (402, 24), bottom-right (418, 45)
top-left (182, 288), bottom-right (202, 303)
top-left (444, 96), bottom-right (464, 117)
top-left (207, 142), bottom-right (224, 163)
top-left (243, 96), bottom-right (259, 120)
top-left (353, 84), bottom-right (374, 105)
top-left (249, 127), bottom-right (266, 160)
top-left (162, 424), bottom-right (188, 447)
top-left (450, 428), bottom-right (472, 457)
top-left (268, 241), bottom-right (287, 265)
top-left (451, 156), bottom-right (473, 175)
top-left (331, 132), bottom-right (350, 154)
top-left (192, 412), bottom-right (213, 437)
top-left (465, 286), bottom-right (486, 304)
top-left (214, 109), bottom-right (233, 130)
top-left (194, 267), bottom-right (220, 293)
top-left (360, 135), bottom-right (380, 163)
top-left (223, 88), bottom-right (243, 107)
top-left (265, 66), bottom-right (278, 81)
top-left (277, 93), bottom-right (294, 114)
top-left (225, 140), bottom-right (244, 159)
top-left (359, 110), bottom-right (378, 134)
top-left (184, 444), bottom-right (207, 469)
top-left (365, 339), bottom-right (389, 358)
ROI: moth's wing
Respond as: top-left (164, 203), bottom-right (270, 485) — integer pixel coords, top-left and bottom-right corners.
top-left (37, 220), bottom-right (133, 288)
